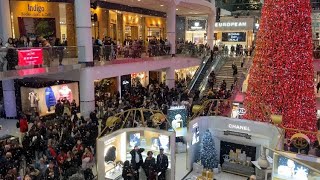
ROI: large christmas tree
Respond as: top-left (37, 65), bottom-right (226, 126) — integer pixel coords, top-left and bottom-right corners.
top-left (200, 129), bottom-right (218, 169)
top-left (244, 0), bottom-right (317, 139)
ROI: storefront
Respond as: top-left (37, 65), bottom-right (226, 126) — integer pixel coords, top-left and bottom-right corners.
top-left (10, 0), bottom-right (75, 45)
top-left (187, 116), bottom-right (282, 177)
top-left (16, 79), bottom-right (79, 117)
top-left (185, 18), bottom-right (207, 44)
top-left (175, 66), bottom-right (198, 81)
top-left (145, 17), bottom-right (166, 40)
top-left (131, 71), bottom-right (149, 87)
top-left (97, 127), bottom-right (176, 180)
top-left (123, 13), bottom-right (141, 40)
top-left (94, 77), bottom-right (119, 103)
top-left (214, 17), bottom-right (255, 49)
top-left (312, 13), bottom-right (320, 42)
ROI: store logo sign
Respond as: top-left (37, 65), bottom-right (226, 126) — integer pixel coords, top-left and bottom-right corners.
top-left (28, 4), bottom-right (45, 13)
top-left (228, 124), bottom-right (251, 132)
top-left (191, 22), bottom-right (203, 30)
top-left (215, 22), bottom-right (247, 28)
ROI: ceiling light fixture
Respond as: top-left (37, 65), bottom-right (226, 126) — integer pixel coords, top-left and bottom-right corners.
top-left (160, 4), bottom-right (164, 6)
top-left (176, 8), bottom-right (179, 10)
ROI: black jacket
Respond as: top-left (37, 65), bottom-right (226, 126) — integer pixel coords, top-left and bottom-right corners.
top-left (130, 148), bottom-right (144, 168)
top-left (156, 154), bottom-right (168, 172)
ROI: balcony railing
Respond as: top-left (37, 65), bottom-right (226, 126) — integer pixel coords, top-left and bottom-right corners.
top-left (0, 44), bottom-right (210, 75)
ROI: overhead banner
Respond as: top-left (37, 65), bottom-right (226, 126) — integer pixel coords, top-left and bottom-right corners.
top-left (18, 48), bottom-right (43, 66)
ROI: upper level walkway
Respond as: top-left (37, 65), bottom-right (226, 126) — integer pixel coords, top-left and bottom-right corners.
top-left (0, 44), bottom-right (207, 80)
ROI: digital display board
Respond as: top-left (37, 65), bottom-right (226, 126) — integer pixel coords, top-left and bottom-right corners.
top-left (222, 32), bottom-right (246, 42)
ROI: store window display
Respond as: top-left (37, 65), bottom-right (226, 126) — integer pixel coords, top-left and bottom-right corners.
top-left (45, 87), bottom-right (56, 112)
top-left (20, 82), bottom-right (79, 116)
top-left (58, 85), bottom-right (73, 102)
top-left (97, 128), bottom-right (175, 180)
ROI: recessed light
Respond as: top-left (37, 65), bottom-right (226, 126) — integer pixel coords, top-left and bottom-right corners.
top-left (160, 4), bottom-right (164, 6)
top-left (176, 8), bottom-right (179, 10)
top-left (138, 0), bottom-right (141, 1)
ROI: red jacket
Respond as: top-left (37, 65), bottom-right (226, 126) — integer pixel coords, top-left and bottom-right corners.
top-left (19, 118), bottom-right (28, 133)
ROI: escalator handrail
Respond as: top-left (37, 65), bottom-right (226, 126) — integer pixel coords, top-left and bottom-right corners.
top-left (187, 54), bottom-right (211, 92)
top-left (198, 52), bottom-right (227, 94)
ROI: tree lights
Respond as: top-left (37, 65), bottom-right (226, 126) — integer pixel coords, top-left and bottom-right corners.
top-left (244, 0), bottom-right (317, 140)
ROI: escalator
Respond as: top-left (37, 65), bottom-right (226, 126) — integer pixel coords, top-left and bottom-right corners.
top-left (188, 52), bottom-right (227, 93)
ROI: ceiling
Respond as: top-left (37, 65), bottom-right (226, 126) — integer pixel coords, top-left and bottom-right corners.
top-left (99, 0), bottom-right (213, 16)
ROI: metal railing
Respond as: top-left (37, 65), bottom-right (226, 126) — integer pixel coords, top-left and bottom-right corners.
top-left (198, 52), bottom-right (229, 95)
top-left (0, 46), bottom-right (81, 72)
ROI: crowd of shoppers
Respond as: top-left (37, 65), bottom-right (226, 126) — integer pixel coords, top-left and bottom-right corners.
top-left (92, 36), bottom-right (171, 61)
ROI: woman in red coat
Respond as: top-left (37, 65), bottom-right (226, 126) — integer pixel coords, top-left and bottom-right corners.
top-left (19, 115), bottom-right (28, 143)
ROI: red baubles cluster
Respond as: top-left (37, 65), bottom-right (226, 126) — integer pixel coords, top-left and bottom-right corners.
top-left (244, 0), bottom-right (317, 141)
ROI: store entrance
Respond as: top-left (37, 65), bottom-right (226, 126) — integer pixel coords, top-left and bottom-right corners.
top-left (110, 24), bottom-right (117, 40)
top-left (131, 26), bottom-right (139, 40)
top-left (18, 17), bottom-right (56, 39)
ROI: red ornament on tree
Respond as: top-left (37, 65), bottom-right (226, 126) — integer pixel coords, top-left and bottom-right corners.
top-left (244, 0), bottom-right (317, 140)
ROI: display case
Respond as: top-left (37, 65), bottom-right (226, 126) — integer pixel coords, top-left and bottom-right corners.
top-left (272, 153), bottom-right (320, 180)
top-left (97, 127), bottom-right (176, 180)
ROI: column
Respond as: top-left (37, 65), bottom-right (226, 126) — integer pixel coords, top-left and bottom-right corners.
top-left (207, 12), bottom-right (215, 50)
top-left (2, 80), bottom-right (17, 118)
top-left (116, 76), bottom-right (122, 98)
top-left (0, 0), bottom-right (12, 41)
top-left (166, 1), bottom-right (176, 55)
top-left (117, 13), bottom-right (124, 43)
top-left (166, 68), bottom-right (175, 89)
top-left (66, 3), bottom-right (76, 46)
top-left (79, 69), bottom-right (95, 117)
top-left (74, 0), bottom-right (93, 65)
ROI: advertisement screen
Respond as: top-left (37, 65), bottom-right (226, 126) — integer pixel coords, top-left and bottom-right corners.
top-left (129, 133), bottom-right (141, 148)
top-left (191, 123), bottom-right (200, 145)
top-left (18, 49), bottom-right (43, 66)
top-left (168, 106), bottom-right (188, 137)
top-left (222, 32), bottom-right (246, 42)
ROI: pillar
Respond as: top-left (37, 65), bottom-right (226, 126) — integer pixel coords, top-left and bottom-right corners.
top-left (166, 68), bottom-right (175, 89)
top-left (2, 80), bottom-right (17, 118)
top-left (0, 0), bottom-right (12, 41)
top-left (166, 1), bottom-right (176, 55)
top-left (79, 69), bottom-right (95, 117)
top-left (66, 3), bottom-right (76, 46)
top-left (74, 0), bottom-right (93, 65)
top-left (207, 13), bottom-right (215, 50)
top-left (117, 13), bottom-right (124, 43)
top-left (116, 76), bottom-right (122, 98)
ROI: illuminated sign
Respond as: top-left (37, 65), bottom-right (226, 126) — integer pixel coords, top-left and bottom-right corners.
top-left (18, 49), bottom-right (43, 66)
top-left (28, 4), bottom-right (45, 13)
top-left (191, 22), bottom-right (203, 30)
top-left (228, 124), bottom-right (251, 132)
top-left (215, 22), bottom-right (247, 28)
top-left (238, 108), bottom-right (246, 116)
top-left (187, 19), bottom-right (206, 31)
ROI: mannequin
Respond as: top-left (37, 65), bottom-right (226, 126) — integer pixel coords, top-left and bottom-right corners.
top-left (28, 90), bottom-right (39, 112)
top-left (45, 87), bottom-right (56, 112)
top-left (58, 85), bottom-right (73, 102)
